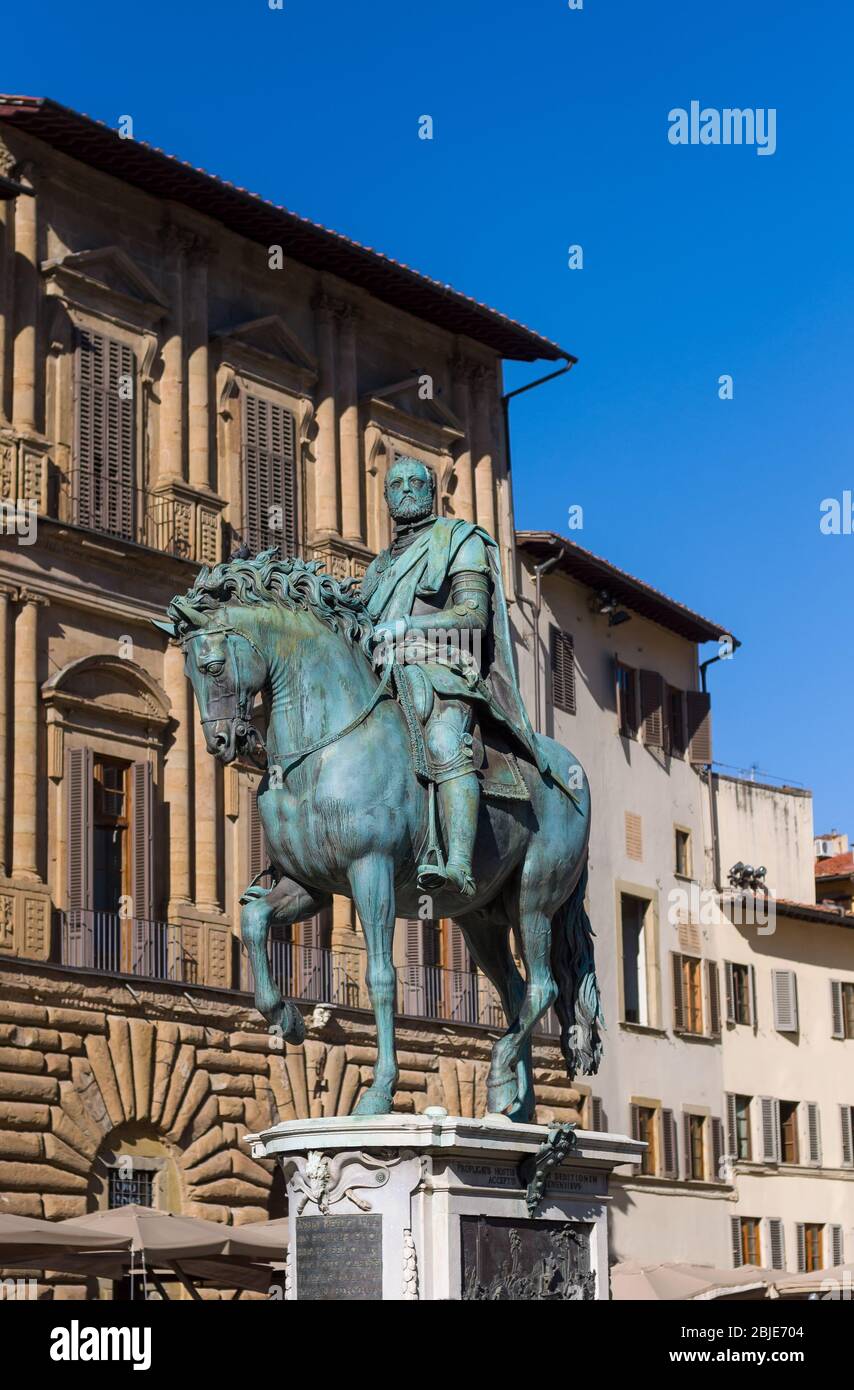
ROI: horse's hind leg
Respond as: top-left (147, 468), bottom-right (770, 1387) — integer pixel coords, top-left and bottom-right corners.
top-left (240, 875), bottom-right (331, 1042)
top-left (457, 910), bottom-right (535, 1124)
top-left (488, 897), bottom-right (558, 1119)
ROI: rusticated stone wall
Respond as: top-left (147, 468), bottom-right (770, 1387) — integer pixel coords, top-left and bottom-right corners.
top-left (0, 959), bottom-right (580, 1297)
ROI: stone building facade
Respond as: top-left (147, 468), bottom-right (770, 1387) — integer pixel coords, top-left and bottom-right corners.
top-left (0, 96), bottom-right (581, 1290)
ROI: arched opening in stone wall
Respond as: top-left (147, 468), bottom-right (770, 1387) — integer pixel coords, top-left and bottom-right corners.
top-left (89, 1123), bottom-right (183, 1214)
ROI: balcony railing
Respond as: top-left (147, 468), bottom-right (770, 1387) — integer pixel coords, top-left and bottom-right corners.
top-left (67, 479), bottom-right (192, 558)
top-left (61, 912), bottom-right (199, 984)
top-left (59, 912), bottom-right (560, 1034)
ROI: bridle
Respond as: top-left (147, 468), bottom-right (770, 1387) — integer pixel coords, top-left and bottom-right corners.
top-left (181, 621), bottom-right (394, 775)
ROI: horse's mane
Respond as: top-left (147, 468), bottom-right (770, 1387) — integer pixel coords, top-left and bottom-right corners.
top-left (169, 549), bottom-right (374, 647)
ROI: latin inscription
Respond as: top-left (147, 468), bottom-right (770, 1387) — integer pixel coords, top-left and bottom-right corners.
top-left (295, 1214), bottom-right (383, 1301)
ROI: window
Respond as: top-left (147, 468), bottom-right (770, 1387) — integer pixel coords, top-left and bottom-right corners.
top-left (74, 328), bottom-right (136, 541)
top-left (640, 670), bottom-right (665, 747)
top-left (727, 1094), bottom-right (753, 1161)
top-left (108, 1166), bottom-right (154, 1209)
top-left (667, 686), bottom-right (687, 757)
top-left (673, 954), bottom-right (702, 1033)
top-left (726, 962), bottom-right (755, 1026)
top-left (675, 828), bottom-right (691, 878)
top-left (242, 392), bottom-right (297, 557)
top-left (621, 894), bottom-right (650, 1025)
top-left (841, 1106), bottom-right (854, 1166)
top-left (772, 969), bottom-right (799, 1033)
top-left (686, 1113), bottom-right (706, 1180)
top-left (549, 626), bottom-right (576, 715)
top-left (799, 1224), bottom-right (824, 1273)
top-left (632, 1105), bottom-right (658, 1176)
top-left (93, 757), bottom-right (130, 914)
top-left (584, 1095), bottom-right (605, 1131)
top-left (733, 1216), bottom-right (761, 1267)
top-left (616, 663), bottom-right (639, 738)
top-left (779, 1101), bottom-right (800, 1165)
top-left (831, 980), bottom-right (854, 1039)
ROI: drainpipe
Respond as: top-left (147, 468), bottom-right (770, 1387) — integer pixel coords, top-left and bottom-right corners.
top-left (500, 357), bottom-right (575, 732)
top-left (699, 638), bottom-right (741, 888)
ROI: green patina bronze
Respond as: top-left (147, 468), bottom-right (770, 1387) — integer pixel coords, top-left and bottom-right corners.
top-left (157, 458), bottom-right (602, 1121)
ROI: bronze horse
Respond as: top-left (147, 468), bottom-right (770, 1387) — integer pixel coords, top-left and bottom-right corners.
top-left (157, 552), bottom-right (602, 1121)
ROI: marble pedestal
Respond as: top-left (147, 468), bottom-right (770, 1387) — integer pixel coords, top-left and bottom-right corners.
top-left (246, 1111), bottom-right (643, 1301)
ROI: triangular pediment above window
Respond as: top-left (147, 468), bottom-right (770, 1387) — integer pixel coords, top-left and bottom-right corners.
top-left (41, 247), bottom-right (168, 322)
top-left (214, 315), bottom-right (317, 380)
top-left (361, 377), bottom-right (465, 448)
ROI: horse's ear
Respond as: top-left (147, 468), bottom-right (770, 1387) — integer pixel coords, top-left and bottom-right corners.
top-left (152, 618), bottom-right (177, 639)
top-left (171, 596), bottom-right (209, 628)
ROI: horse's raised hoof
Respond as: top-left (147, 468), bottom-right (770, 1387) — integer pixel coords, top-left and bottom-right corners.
top-left (268, 1000), bottom-right (305, 1046)
top-left (353, 1085), bottom-right (394, 1116)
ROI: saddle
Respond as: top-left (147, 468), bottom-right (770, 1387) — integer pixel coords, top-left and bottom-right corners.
top-left (391, 661), bottom-right (530, 803)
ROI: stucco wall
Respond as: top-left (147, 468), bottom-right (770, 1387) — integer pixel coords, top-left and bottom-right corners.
top-left (712, 775), bottom-right (815, 903)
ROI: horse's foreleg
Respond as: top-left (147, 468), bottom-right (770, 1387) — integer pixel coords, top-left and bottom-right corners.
top-left (348, 854), bottom-right (398, 1116)
top-left (240, 876), bottom-right (330, 1042)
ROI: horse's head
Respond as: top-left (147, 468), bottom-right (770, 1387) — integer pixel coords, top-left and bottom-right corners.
top-left (154, 596), bottom-right (268, 765)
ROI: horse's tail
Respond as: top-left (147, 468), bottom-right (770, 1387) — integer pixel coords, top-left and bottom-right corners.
top-left (551, 860), bottom-right (603, 1081)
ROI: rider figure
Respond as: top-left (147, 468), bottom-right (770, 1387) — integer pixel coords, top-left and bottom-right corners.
top-left (360, 456), bottom-right (547, 900)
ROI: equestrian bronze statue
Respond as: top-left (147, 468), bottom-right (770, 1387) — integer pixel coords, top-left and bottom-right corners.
top-left (157, 457), bottom-right (602, 1122)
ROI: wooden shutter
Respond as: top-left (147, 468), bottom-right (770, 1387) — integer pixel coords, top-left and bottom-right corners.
top-left (760, 1097), bottom-right (780, 1163)
top-left (247, 783), bottom-right (267, 884)
top-left (772, 969), bottom-right (799, 1033)
top-left (130, 761), bottom-right (154, 973)
top-left (683, 1113), bottom-right (695, 1179)
top-left (66, 748), bottom-right (94, 969)
top-left (767, 1219), bottom-right (785, 1271)
top-left (444, 920), bottom-right (470, 975)
top-left (624, 811), bottom-right (643, 861)
top-left (74, 329), bottom-right (135, 540)
top-left (750, 964), bottom-right (758, 1028)
top-left (243, 392), bottom-right (297, 557)
top-left (841, 1106), bottom-right (854, 1166)
top-left (830, 1224), bottom-right (844, 1267)
top-left (805, 1102), bottom-right (822, 1165)
top-left (672, 953), bottom-right (685, 1031)
top-left (589, 1096), bottom-right (604, 1132)
top-left (549, 626), bottom-right (576, 715)
top-left (661, 1109), bottom-right (678, 1179)
top-left (796, 1224), bottom-right (807, 1273)
top-left (616, 662), bottom-right (639, 737)
top-left (831, 980), bottom-right (845, 1039)
top-left (731, 1216), bottom-right (743, 1268)
top-left (725, 1093), bottom-right (738, 1157)
top-left (640, 671), bottom-right (664, 748)
top-left (724, 961), bottom-right (735, 1023)
top-left (402, 918), bottom-right (426, 1016)
top-left (630, 1103), bottom-right (642, 1143)
top-left (686, 690), bottom-right (713, 765)
top-left (706, 960), bottom-right (721, 1036)
top-left (711, 1117), bottom-right (724, 1182)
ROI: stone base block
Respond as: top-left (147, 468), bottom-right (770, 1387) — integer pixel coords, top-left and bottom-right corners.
top-left (246, 1110), bottom-right (643, 1301)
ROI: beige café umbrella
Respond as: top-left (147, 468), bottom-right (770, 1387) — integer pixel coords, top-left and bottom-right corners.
top-left (772, 1263), bottom-right (854, 1298)
top-left (610, 1260), bottom-right (773, 1301)
top-left (0, 1209), bottom-right (132, 1262)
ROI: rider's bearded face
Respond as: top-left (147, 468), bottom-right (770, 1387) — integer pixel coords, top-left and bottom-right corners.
top-left (385, 460), bottom-right (434, 523)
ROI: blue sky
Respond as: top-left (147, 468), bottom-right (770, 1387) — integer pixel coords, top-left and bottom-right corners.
top-left (12, 0), bottom-right (853, 834)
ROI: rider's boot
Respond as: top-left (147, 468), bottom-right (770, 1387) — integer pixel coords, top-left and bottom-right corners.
top-left (418, 772), bottom-right (478, 899)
